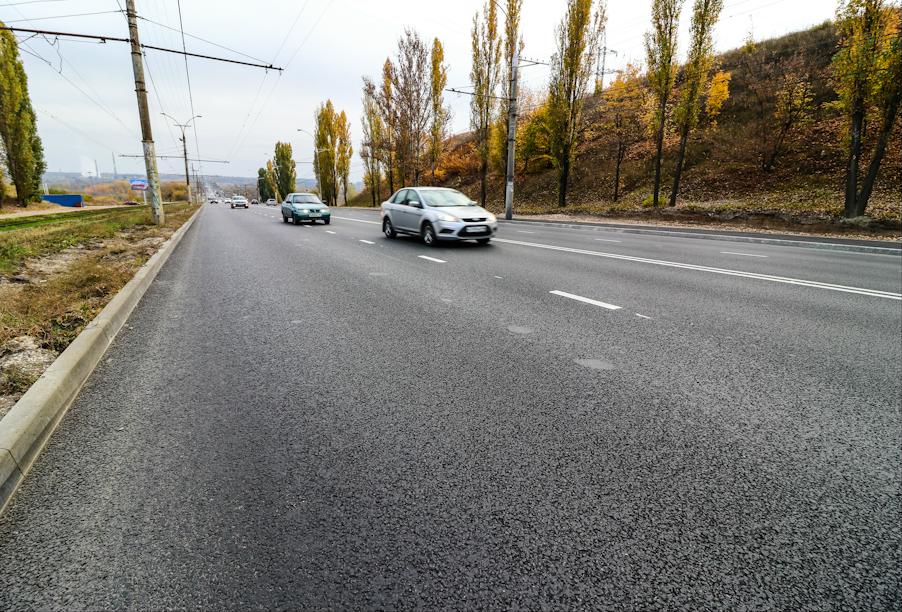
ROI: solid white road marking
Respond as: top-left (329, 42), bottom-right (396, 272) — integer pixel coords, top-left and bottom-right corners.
top-left (359, 239), bottom-right (375, 244)
top-left (494, 238), bottom-right (901, 300)
top-left (325, 230), bottom-right (336, 234)
top-left (334, 215), bottom-right (380, 225)
top-left (721, 251), bottom-right (768, 258)
top-left (635, 313), bottom-right (652, 320)
top-left (595, 238), bottom-right (622, 243)
top-left (418, 255), bottom-right (447, 263)
top-left (550, 290), bottom-right (622, 311)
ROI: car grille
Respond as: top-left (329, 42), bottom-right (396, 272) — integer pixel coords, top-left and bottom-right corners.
top-left (462, 217), bottom-right (487, 222)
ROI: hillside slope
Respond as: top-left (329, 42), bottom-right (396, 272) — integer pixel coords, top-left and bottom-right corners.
top-left (354, 22), bottom-right (901, 235)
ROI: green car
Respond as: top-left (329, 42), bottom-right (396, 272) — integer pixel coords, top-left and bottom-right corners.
top-left (281, 193), bottom-right (331, 225)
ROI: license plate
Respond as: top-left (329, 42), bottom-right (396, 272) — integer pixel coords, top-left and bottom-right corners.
top-left (467, 225), bottom-right (486, 233)
top-left (309, 213), bottom-right (321, 217)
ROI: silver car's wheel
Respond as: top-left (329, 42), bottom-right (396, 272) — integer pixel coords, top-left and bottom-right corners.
top-left (422, 223), bottom-right (436, 246)
top-left (383, 217), bottom-right (396, 238)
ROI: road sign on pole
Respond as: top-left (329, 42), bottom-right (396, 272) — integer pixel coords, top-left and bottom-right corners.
top-left (129, 178), bottom-right (149, 191)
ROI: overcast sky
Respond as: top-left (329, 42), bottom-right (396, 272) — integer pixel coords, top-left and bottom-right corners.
top-left (3, 0), bottom-right (838, 182)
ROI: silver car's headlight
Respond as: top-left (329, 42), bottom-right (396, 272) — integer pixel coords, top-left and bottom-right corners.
top-left (486, 213), bottom-right (497, 223)
top-left (436, 212), bottom-right (460, 222)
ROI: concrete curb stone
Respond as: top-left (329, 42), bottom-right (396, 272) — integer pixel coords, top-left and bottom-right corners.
top-left (0, 206), bottom-right (203, 514)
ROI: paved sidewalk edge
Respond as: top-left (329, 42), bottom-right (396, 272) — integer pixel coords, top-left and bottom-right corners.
top-left (0, 206), bottom-right (203, 514)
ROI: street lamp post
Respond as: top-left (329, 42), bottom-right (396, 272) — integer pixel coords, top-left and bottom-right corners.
top-left (163, 113), bottom-right (202, 204)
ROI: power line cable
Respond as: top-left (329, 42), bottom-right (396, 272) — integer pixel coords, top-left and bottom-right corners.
top-left (175, 0), bottom-right (203, 186)
top-left (3, 10), bottom-right (124, 23)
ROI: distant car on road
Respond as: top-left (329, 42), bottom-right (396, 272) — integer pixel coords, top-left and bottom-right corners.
top-left (281, 193), bottom-right (331, 224)
top-left (230, 196), bottom-right (249, 209)
top-left (123, 200), bottom-right (140, 206)
top-left (265, 198), bottom-right (277, 206)
top-left (207, 198), bottom-right (220, 205)
top-left (251, 198), bottom-right (259, 205)
top-left (381, 187), bottom-right (497, 245)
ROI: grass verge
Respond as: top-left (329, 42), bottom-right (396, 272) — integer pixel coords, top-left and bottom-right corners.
top-left (0, 203), bottom-right (197, 398)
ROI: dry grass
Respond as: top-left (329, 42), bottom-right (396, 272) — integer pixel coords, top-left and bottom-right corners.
top-left (0, 203), bottom-right (197, 354)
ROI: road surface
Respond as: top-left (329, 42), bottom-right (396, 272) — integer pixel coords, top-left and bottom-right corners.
top-left (1, 205), bottom-right (900, 610)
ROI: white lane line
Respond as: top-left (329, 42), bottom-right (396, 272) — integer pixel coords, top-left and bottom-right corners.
top-left (494, 275), bottom-right (503, 279)
top-left (635, 313), bottom-right (652, 320)
top-left (518, 230), bottom-right (536, 234)
top-left (359, 239), bottom-right (375, 245)
top-left (333, 215), bottom-right (380, 225)
top-left (721, 251), bottom-right (768, 258)
top-left (595, 238), bottom-right (622, 243)
top-left (418, 255), bottom-right (447, 263)
top-left (494, 238), bottom-right (901, 300)
top-left (325, 230), bottom-right (336, 234)
top-left (550, 290), bottom-right (622, 311)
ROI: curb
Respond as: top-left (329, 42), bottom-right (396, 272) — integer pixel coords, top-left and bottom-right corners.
top-left (499, 219), bottom-right (901, 256)
top-left (0, 206), bottom-right (203, 514)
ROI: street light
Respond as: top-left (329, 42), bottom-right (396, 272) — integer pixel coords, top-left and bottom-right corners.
top-left (162, 113), bottom-right (202, 203)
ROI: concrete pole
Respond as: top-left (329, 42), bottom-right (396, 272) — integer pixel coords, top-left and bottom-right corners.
top-left (504, 42), bottom-right (519, 221)
top-left (125, 0), bottom-right (164, 224)
top-left (180, 128), bottom-right (192, 205)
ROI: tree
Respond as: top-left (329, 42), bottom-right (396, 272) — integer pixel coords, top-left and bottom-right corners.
top-left (764, 75), bottom-right (815, 171)
top-left (429, 38), bottom-right (450, 183)
top-left (601, 64), bottom-right (648, 201)
top-left (470, 1), bottom-right (502, 205)
top-left (391, 30), bottom-right (432, 185)
top-left (272, 141), bottom-right (296, 201)
top-left (517, 102), bottom-right (551, 173)
top-left (667, 0), bottom-right (723, 207)
top-left (257, 167), bottom-right (273, 201)
top-left (314, 100), bottom-right (339, 206)
top-left (645, 0), bottom-right (683, 207)
top-left (378, 59), bottom-right (397, 194)
top-left (547, 0), bottom-right (606, 207)
top-left (0, 25), bottom-right (46, 207)
top-left (336, 110), bottom-right (352, 205)
top-left (361, 77), bottom-right (385, 205)
top-left (265, 160), bottom-right (280, 202)
top-left (832, 0), bottom-right (901, 217)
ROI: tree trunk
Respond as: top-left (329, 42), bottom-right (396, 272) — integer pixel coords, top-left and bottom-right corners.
top-left (613, 143), bottom-right (625, 202)
top-left (386, 157), bottom-right (395, 194)
top-left (844, 109), bottom-right (864, 218)
top-left (652, 99), bottom-right (667, 208)
top-left (668, 125), bottom-right (690, 208)
top-left (370, 173), bottom-right (377, 207)
top-left (855, 86), bottom-right (901, 217)
top-left (558, 154), bottom-right (570, 208)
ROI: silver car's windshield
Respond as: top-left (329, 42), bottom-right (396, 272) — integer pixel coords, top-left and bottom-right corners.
top-left (421, 190), bottom-right (474, 207)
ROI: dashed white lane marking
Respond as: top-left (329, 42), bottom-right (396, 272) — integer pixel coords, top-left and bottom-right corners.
top-left (721, 251), bottom-right (768, 258)
top-left (594, 238), bottom-right (622, 243)
top-left (418, 255), bottom-right (447, 263)
top-left (635, 313), bottom-right (652, 320)
top-left (550, 290), bottom-right (622, 311)
top-left (494, 275), bottom-right (503, 279)
top-left (495, 238), bottom-right (901, 300)
top-left (518, 230), bottom-right (536, 234)
top-left (359, 239), bottom-right (375, 245)
top-left (334, 215), bottom-right (380, 225)
top-left (325, 230), bottom-right (336, 234)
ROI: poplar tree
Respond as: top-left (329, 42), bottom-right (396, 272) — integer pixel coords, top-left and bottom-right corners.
top-left (336, 110), bottom-right (352, 205)
top-left (547, 0), bottom-right (606, 207)
top-left (429, 38), bottom-right (450, 183)
top-left (645, 0), bottom-right (683, 207)
top-left (470, 1), bottom-right (502, 205)
top-left (378, 59), bottom-right (397, 193)
top-left (361, 77), bottom-right (385, 205)
top-left (0, 25), bottom-right (46, 207)
top-left (314, 100), bottom-right (339, 206)
top-left (273, 141), bottom-right (296, 200)
top-left (668, 0), bottom-right (723, 207)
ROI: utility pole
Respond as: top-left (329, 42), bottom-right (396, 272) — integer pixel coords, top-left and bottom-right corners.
top-left (125, 0), bottom-right (164, 224)
top-left (504, 42), bottom-right (519, 221)
top-left (111, 152), bottom-right (118, 179)
top-left (163, 114), bottom-right (201, 205)
top-left (596, 32), bottom-right (617, 92)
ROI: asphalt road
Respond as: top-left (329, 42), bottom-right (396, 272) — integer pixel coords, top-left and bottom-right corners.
top-left (1, 205), bottom-right (900, 611)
